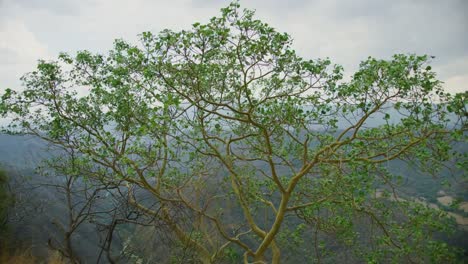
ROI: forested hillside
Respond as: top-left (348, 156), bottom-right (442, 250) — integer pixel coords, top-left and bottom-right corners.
top-left (0, 132), bottom-right (466, 263)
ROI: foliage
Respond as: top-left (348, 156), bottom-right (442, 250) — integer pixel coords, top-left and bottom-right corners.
top-left (1, 2), bottom-right (467, 263)
top-left (0, 169), bottom-right (12, 236)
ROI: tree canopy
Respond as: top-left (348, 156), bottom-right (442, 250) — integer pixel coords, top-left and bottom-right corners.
top-left (1, 2), bottom-right (467, 263)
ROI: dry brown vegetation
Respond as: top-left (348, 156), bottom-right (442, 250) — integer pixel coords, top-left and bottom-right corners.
top-left (0, 247), bottom-right (64, 264)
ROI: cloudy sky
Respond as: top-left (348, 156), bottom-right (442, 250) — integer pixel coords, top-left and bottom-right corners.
top-left (1, 0), bottom-right (467, 94)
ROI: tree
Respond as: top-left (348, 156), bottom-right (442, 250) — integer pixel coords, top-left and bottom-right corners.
top-left (41, 152), bottom-right (118, 263)
top-left (1, 2), bottom-right (467, 263)
top-left (0, 168), bottom-right (12, 237)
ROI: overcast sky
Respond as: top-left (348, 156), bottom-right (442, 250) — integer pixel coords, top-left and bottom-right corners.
top-left (1, 0), bottom-right (467, 94)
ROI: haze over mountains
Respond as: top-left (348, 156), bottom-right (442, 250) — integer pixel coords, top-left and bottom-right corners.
top-left (1, 122), bottom-right (467, 262)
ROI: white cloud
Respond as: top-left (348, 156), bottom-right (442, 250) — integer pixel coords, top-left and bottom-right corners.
top-left (0, 19), bottom-right (51, 90)
top-left (0, 0), bottom-right (466, 94)
top-left (437, 56), bottom-right (468, 94)
top-left (443, 74), bottom-right (468, 94)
